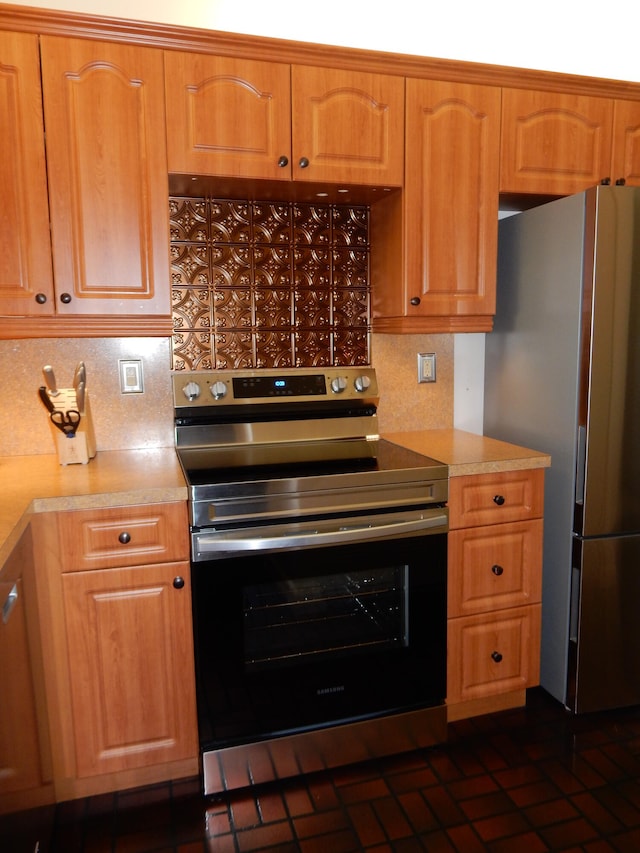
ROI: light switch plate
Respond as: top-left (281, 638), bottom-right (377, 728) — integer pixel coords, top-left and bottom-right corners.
top-left (119, 359), bottom-right (144, 393)
top-left (417, 352), bottom-right (436, 383)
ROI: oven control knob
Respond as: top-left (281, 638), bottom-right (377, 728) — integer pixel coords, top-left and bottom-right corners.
top-left (210, 381), bottom-right (228, 400)
top-left (331, 376), bottom-right (347, 394)
top-left (354, 375), bottom-right (371, 393)
top-left (182, 381), bottom-right (201, 402)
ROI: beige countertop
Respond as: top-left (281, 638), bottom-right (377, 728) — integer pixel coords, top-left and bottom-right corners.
top-left (0, 448), bottom-right (187, 566)
top-left (383, 429), bottom-right (551, 477)
top-left (0, 430), bottom-right (550, 568)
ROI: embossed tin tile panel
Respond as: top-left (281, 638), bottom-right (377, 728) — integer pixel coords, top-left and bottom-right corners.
top-left (170, 197), bottom-right (370, 371)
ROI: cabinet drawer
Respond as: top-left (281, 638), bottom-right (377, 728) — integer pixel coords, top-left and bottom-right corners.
top-left (448, 468), bottom-right (544, 529)
top-left (448, 519), bottom-right (543, 617)
top-left (57, 502), bottom-right (189, 571)
top-left (447, 604), bottom-right (541, 703)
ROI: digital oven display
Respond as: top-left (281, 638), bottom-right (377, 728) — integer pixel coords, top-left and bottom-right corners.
top-left (232, 374), bottom-right (327, 398)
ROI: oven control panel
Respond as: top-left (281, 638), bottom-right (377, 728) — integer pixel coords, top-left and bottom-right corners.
top-left (173, 367), bottom-right (378, 408)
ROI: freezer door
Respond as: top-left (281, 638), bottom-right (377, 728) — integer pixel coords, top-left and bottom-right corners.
top-left (579, 187), bottom-right (640, 537)
top-left (570, 535), bottom-right (640, 713)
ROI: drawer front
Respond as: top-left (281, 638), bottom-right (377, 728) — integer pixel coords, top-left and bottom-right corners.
top-left (447, 604), bottom-right (541, 703)
top-left (57, 502), bottom-right (189, 571)
top-left (448, 468), bottom-right (545, 529)
top-left (448, 519), bottom-right (543, 617)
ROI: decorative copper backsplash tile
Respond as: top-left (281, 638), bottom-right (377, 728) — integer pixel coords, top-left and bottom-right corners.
top-left (170, 197), bottom-right (370, 370)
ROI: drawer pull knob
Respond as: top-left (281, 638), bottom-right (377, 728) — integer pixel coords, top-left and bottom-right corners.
top-left (493, 494), bottom-right (505, 506)
top-left (118, 531), bottom-right (131, 544)
top-left (277, 155), bottom-right (288, 167)
top-left (491, 651), bottom-right (503, 663)
top-left (298, 156), bottom-right (309, 168)
top-left (491, 564), bottom-right (504, 576)
top-left (173, 576), bottom-right (185, 590)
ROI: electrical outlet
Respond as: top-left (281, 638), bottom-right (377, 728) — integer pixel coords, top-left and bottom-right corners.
top-left (417, 352), bottom-right (436, 383)
top-left (119, 359), bottom-right (144, 393)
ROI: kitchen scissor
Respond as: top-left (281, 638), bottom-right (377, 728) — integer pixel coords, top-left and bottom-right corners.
top-left (50, 409), bottom-right (81, 437)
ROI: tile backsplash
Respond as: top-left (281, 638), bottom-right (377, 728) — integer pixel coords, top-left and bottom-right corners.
top-left (0, 333), bottom-right (452, 457)
top-left (170, 197), bottom-right (370, 370)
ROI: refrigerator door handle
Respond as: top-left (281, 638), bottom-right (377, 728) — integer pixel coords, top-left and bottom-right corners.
top-left (575, 425), bottom-right (586, 505)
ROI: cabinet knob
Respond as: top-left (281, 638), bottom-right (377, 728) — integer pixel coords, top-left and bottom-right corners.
top-left (60, 292), bottom-right (72, 304)
top-left (616, 178), bottom-right (626, 186)
top-left (277, 155), bottom-right (289, 167)
top-left (410, 296), bottom-right (421, 306)
top-left (491, 651), bottom-right (503, 663)
top-left (601, 177), bottom-right (611, 185)
top-left (118, 531), bottom-right (131, 544)
top-left (491, 564), bottom-right (504, 576)
top-left (493, 494), bottom-right (505, 506)
top-left (35, 292), bottom-right (48, 304)
top-left (173, 576), bottom-right (185, 589)
top-left (298, 157), bottom-right (309, 168)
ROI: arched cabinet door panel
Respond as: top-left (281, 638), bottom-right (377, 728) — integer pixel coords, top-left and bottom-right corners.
top-left (164, 52), bottom-right (292, 180)
top-left (291, 65), bottom-right (405, 186)
top-left (40, 36), bottom-right (170, 316)
top-left (500, 88), bottom-right (614, 194)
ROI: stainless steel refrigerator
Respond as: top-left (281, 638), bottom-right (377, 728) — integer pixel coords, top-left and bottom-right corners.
top-left (484, 185), bottom-right (640, 714)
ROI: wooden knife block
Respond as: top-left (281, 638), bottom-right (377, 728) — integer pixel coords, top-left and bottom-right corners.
top-left (50, 388), bottom-right (97, 466)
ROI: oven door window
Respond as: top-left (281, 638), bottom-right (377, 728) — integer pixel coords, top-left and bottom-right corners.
top-left (244, 565), bottom-right (408, 672)
top-left (192, 534), bottom-right (446, 749)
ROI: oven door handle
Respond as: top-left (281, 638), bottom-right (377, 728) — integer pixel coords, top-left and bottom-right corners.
top-left (193, 511), bottom-right (448, 556)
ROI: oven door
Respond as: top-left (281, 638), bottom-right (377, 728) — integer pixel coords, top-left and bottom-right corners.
top-left (191, 523), bottom-right (447, 754)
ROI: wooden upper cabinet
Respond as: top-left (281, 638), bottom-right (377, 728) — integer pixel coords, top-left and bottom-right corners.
top-left (0, 31), bottom-right (54, 316)
top-left (39, 36), bottom-right (170, 316)
top-left (372, 79), bottom-right (500, 333)
top-left (500, 88), bottom-right (615, 194)
top-left (290, 65), bottom-right (404, 185)
top-left (164, 52), bottom-right (292, 180)
top-left (610, 99), bottom-right (640, 186)
top-left (164, 54), bottom-right (404, 186)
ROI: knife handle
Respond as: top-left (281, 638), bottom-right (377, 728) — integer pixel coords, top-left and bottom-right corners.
top-left (38, 385), bottom-right (55, 413)
top-left (75, 380), bottom-right (86, 415)
top-left (43, 365), bottom-right (59, 396)
top-left (73, 361), bottom-right (86, 390)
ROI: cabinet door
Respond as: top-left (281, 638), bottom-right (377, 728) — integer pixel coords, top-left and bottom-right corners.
top-left (62, 562), bottom-right (197, 778)
top-left (610, 99), bottom-right (640, 187)
top-left (39, 37), bottom-right (170, 316)
top-left (500, 88), bottom-right (614, 194)
top-left (291, 65), bottom-right (404, 185)
top-left (164, 52), bottom-right (292, 180)
top-left (0, 31), bottom-right (54, 316)
top-left (57, 502), bottom-right (189, 572)
top-left (401, 79), bottom-right (500, 325)
top-left (449, 468), bottom-right (545, 530)
top-left (447, 604), bottom-right (541, 703)
top-left (448, 519), bottom-right (543, 617)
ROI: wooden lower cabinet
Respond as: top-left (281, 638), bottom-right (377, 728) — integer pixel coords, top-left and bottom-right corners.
top-left (447, 469), bottom-right (545, 721)
top-left (0, 526), bottom-right (54, 815)
top-left (62, 562), bottom-right (198, 779)
top-left (31, 503), bottom-right (198, 801)
top-left (448, 603), bottom-right (542, 705)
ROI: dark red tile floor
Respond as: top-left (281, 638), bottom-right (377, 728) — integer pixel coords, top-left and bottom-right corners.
top-left (6, 687), bottom-right (640, 852)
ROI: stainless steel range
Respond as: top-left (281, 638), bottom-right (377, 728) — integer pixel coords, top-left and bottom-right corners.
top-left (173, 367), bottom-right (449, 795)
